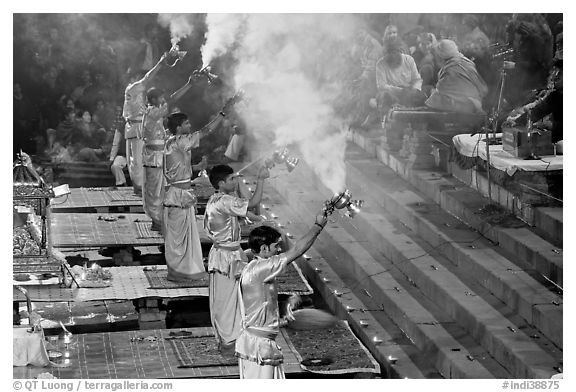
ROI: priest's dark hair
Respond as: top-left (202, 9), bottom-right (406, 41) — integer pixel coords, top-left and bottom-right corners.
top-left (208, 164), bottom-right (234, 189)
top-left (248, 225), bottom-right (282, 255)
top-left (166, 112), bottom-right (188, 134)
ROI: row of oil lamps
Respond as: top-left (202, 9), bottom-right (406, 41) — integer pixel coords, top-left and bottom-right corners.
top-left (247, 164), bottom-right (401, 366)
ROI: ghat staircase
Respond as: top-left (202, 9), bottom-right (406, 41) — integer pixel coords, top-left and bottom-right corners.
top-left (261, 127), bottom-right (563, 379)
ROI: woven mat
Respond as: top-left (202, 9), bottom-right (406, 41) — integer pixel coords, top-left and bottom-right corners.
top-left (281, 321), bottom-right (380, 375)
top-left (107, 190), bottom-right (142, 202)
top-left (167, 335), bottom-right (237, 368)
top-left (144, 269), bottom-right (209, 289)
top-left (143, 263), bottom-right (310, 294)
top-left (276, 262), bottom-right (313, 295)
top-left (135, 221), bottom-right (163, 239)
top-left (13, 327), bottom-right (303, 379)
top-left (13, 266), bottom-right (208, 302)
top-left (51, 187), bottom-right (142, 211)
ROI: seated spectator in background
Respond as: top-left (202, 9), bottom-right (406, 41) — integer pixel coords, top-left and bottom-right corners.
top-left (46, 107), bottom-right (77, 152)
top-left (374, 37), bottom-right (425, 113)
top-left (84, 72), bottom-right (114, 110)
top-left (403, 25), bottom-right (425, 59)
top-left (71, 109), bottom-right (108, 162)
top-left (383, 24), bottom-right (409, 54)
top-left (357, 29), bottom-right (383, 80)
top-left (347, 28), bottom-right (382, 129)
top-left (71, 70), bottom-right (93, 109)
top-left (416, 32), bottom-right (439, 96)
top-left (458, 15), bottom-right (493, 95)
top-left (14, 82), bottom-right (40, 159)
top-left (425, 40), bottom-right (488, 114)
top-left (505, 14), bottom-right (554, 108)
top-left (57, 95), bottom-right (76, 118)
top-left (458, 15), bottom-right (490, 61)
top-left (93, 98), bottom-right (115, 131)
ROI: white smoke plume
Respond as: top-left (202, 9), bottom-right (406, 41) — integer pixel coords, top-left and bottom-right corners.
top-left (157, 14), bottom-right (196, 48)
top-left (201, 14), bottom-right (245, 69)
top-left (226, 14), bottom-right (360, 193)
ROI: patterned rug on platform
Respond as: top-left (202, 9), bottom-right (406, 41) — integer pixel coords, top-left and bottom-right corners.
top-left (167, 334), bottom-right (237, 368)
top-left (281, 321), bottom-right (380, 375)
top-left (144, 268), bottom-right (209, 289)
top-left (144, 263), bottom-right (311, 295)
top-left (275, 262), bottom-right (313, 295)
top-left (135, 221), bottom-right (163, 239)
top-left (107, 190), bottom-right (142, 202)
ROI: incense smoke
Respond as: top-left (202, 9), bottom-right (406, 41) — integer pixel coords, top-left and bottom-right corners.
top-left (158, 14), bottom-right (196, 47)
top-left (221, 14), bottom-right (360, 193)
top-left (201, 14), bottom-right (245, 69)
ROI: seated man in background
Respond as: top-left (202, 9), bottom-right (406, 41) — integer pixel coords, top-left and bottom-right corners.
top-left (425, 39), bottom-right (488, 114)
top-left (374, 37), bottom-right (425, 114)
top-left (415, 32), bottom-right (439, 96)
top-left (46, 107), bottom-right (77, 154)
top-left (71, 109), bottom-right (108, 162)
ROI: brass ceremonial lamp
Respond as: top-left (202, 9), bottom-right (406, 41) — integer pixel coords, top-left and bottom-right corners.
top-left (166, 44), bottom-right (187, 67)
top-left (263, 148), bottom-right (299, 173)
top-left (323, 189), bottom-right (364, 218)
top-left (192, 65), bottom-right (219, 85)
top-left (236, 147), bottom-right (300, 175)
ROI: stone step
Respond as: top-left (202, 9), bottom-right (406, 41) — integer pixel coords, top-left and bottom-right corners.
top-left (266, 151), bottom-right (561, 378)
top-left (296, 253), bottom-right (443, 379)
top-left (341, 146), bottom-right (563, 349)
top-left (260, 189), bottom-right (442, 379)
top-left (348, 131), bottom-right (563, 287)
top-left (533, 207), bottom-right (563, 248)
top-left (261, 189), bottom-right (445, 378)
top-left (267, 181), bottom-right (510, 378)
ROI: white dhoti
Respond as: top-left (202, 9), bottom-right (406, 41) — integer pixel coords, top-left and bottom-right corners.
top-left (110, 156), bottom-right (127, 186)
top-left (163, 187), bottom-right (205, 281)
top-left (209, 269), bottom-right (243, 350)
top-left (238, 359), bottom-right (285, 379)
top-left (143, 165), bottom-right (165, 227)
top-left (125, 130), bottom-right (144, 193)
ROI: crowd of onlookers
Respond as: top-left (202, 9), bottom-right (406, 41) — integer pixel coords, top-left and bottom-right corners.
top-left (13, 14), bottom-right (167, 161)
top-left (342, 13), bottom-right (563, 145)
top-left (13, 14), bottom-right (564, 169)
